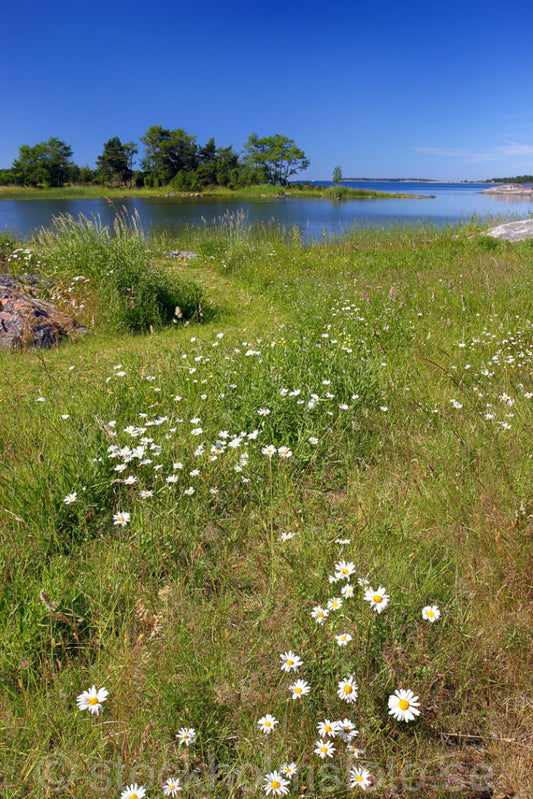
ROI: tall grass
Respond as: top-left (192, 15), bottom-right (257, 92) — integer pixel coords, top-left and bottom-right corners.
top-left (35, 211), bottom-right (210, 331)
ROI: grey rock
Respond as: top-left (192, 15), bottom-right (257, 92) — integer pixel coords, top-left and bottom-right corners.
top-left (168, 250), bottom-right (199, 259)
top-left (481, 183), bottom-right (533, 196)
top-left (483, 219), bottom-right (533, 241)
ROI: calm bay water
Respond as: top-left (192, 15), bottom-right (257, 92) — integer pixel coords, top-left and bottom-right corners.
top-left (1, 182), bottom-right (532, 240)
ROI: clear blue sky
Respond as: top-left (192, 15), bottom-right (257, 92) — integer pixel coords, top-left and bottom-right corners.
top-left (3, 0), bottom-right (533, 181)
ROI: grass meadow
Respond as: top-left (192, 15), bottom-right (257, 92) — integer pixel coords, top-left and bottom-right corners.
top-left (1, 215), bottom-right (532, 798)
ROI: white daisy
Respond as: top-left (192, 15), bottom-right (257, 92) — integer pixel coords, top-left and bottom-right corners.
top-left (280, 650), bottom-right (303, 672)
top-left (76, 685), bottom-right (108, 715)
top-left (388, 689), bottom-right (421, 722)
top-left (176, 727), bottom-right (196, 745)
top-left (422, 605), bottom-right (441, 622)
top-left (327, 597), bottom-right (343, 611)
top-left (317, 719), bottom-right (338, 738)
top-left (334, 560), bottom-right (356, 580)
top-left (314, 739), bottom-right (336, 759)
top-left (263, 771), bottom-right (290, 796)
top-left (280, 763), bottom-right (297, 777)
top-left (348, 766), bottom-right (371, 791)
top-left (120, 784), bottom-right (147, 799)
top-left (257, 714), bottom-right (278, 734)
top-left (163, 777), bottom-right (181, 796)
top-left (337, 675), bottom-right (358, 703)
top-left (335, 633), bottom-right (352, 647)
top-left (311, 605), bottom-right (329, 624)
top-left (113, 511), bottom-right (130, 527)
top-left (289, 679), bottom-right (311, 699)
top-left (363, 586), bottom-right (390, 613)
top-left (336, 718), bottom-right (358, 741)
top-left (341, 583), bottom-right (355, 598)
top-left (63, 492), bottom-right (77, 504)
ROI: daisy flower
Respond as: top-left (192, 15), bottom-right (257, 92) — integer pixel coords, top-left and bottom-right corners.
top-left (341, 583), bottom-right (355, 599)
top-left (289, 679), bottom-right (311, 699)
top-left (280, 650), bottom-right (302, 672)
top-left (258, 714), bottom-right (278, 734)
top-left (63, 492), bottom-right (77, 504)
top-left (263, 771), bottom-right (290, 796)
top-left (337, 675), bottom-right (358, 703)
top-left (311, 605), bottom-right (329, 624)
top-left (278, 446), bottom-right (292, 459)
top-left (334, 560), bottom-right (356, 580)
top-left (140, 490), bottom-right (153, 499)
top-left (388, 689), bottom-right (421, 722)
top-left (327, 597), bottom-right (343, 611)
top-left (422, 605), bottom-right (441, 622)
top-left (262, 445), bottom-right (277, 457)
top-left (280, 763), bottom-right (297, 777)
top-left (317, 719), bottom-right (338, 738)
top-left (335, 632), bottom-right (353, 647)
top-left (184, 487), bottom-right (195, 496)
top-left (176, 727), bottom-right (196, 745)
top-left (163, 777), bottom-right (181, 796)
top-left (76, 685), bottom-right (108, 715)
top-left (336, 718), bottom-right (358, 741)
top-left (348, 767), bottom-right (371, 791)
top-left (363, 586), bottom-right (390, 613)
top-left (113, 511), bottom-right (130, 527)
top-left (120, 785), bottom-right (147, 799)
top-left (314, 739), bottom-right (336, 759)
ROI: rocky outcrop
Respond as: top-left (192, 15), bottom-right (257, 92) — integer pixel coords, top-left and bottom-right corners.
top-left (484, 219), bottom-right (533, 241)
top-left (480, 183), bottom-right (533, 196)
top-left (0, 274), bottom-right (88, 350)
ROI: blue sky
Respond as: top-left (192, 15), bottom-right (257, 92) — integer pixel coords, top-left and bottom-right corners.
top-left (3, 0), bottom-right (533, 181)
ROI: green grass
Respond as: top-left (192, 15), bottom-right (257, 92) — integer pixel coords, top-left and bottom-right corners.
top-left (1, 219), bottom-right (532, 798)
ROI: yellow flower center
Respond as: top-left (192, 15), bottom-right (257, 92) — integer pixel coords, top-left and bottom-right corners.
top-left (168, 786), bottom-right (175, 791)
top-left (271, 781), bottom-right (280, 790)
top-left (265, 721), bottom-right (271, 727)
top-left (398, 699), bottom-right (410, 710)
top-left (321, 746), bottom-right (328, 753)
top-left (318, 611), bottom-right (324, 617)
top-left (295, 687), bottom-right (302, 694)
top-left (88, 697), bottom-right (98, 705)
top-left (131, 795), bottom-right (138, 799)
top-left (427, 610), bottom-right (435, 617)
top-left (355, 775), bottom-right (363, 783)
top-left (342, 568), bottom-right (349, 574)
top-left (286, 659), bottom-right (293, 666)
top-left (344, 685), bottom-right (353, 694)
top-left (373, 595), bottom-right (383, 603)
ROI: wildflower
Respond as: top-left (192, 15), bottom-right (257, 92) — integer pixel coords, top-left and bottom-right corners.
top-left (327, 597), bottom-right (343, 611)
top-left (363, 586), bottom-right (390, 613)
top-left (422, 605), bottom-right (441, 622)
top-left (334, 560), bottom-right (356, 580)
top-left (262, 445), bottom-right (277, 457)
top-left (120, 784), bottom-right (147, 799)
top-left (76, 685), bottom-right (109, 716)
top-left (184, 487), bottom-right (195, 496)
top-left (311, 605), bottom-right (329, 624)
top-left (337, 676), bottom-right (358, 703)
top-left (308, 436), bottom-right (319, 445)
top-left (335, 633), bottom-right (352, 647)
top-left (63, 492), bottom-right (77, 504)
top-left (281, 763), bottom-right (297, 777)
top-left (317, 719), bottom-right (338, 738)
top-left (278, 446), bottom-right (292, 458)
top-left (263, 771), bottom-right (290, 796)
top-left (163, 777), bottom-right (181, 796)
top-left (166, 474), bottom-right (179, 484)
top-left (280, 650), bottom-right (302, 671)
top-left (191, 428), bottom-right (203, 436)
top-left (176, 727), bottom-right (196, 745)
top-left (140, 490), bottom-right (153, 499)
top-left (337, 718), bottom-right (358, 741)
top-left (113, 511), bottom-right (130, 527)
top-left (289, 679), bottom-right (311, 699)
top-left (258, 714), bottom-right (278, 734)
top-left (314, 739), bottom-right (336, 759)
top-left (257, 407), bottom-right (271, 416)
top-left (123, 475), bottom-right (137, 485)
top-left (388, 689), bottom-right (421, 722)
top-left (280, 532), bottom-right (295, 541)
top-left (348, 767), bottom-right (371, 791)
top-left (341, 583), bottom-right (355, 599)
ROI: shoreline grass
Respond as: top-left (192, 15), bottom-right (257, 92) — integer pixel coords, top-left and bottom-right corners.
top-left (0, 182), bottom-right (427, 202)
top-left (1, 219), bottom-right (532, 798)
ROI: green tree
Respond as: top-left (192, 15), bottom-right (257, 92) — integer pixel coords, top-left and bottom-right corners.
top-left (141, 126), bottom-right (198, 185)
top-left (96, 137), bottom-right (133, 185)
top-left (332, 165), bottom-right (343, 184)
top-left (12, 138), bottom-right (74, 187)
top-left (243, 133), bottom-right (310, 185)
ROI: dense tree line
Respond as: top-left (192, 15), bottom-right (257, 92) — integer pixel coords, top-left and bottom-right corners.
top-left (0, 130), bottom-right (310, 189)
top-left (488, 175), bottom-right (533, 184)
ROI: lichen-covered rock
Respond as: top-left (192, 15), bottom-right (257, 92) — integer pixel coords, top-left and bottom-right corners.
top-left (0, 274), bottom-right (88, 350)
top-left (484, 219), bottom-right (533, 241)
